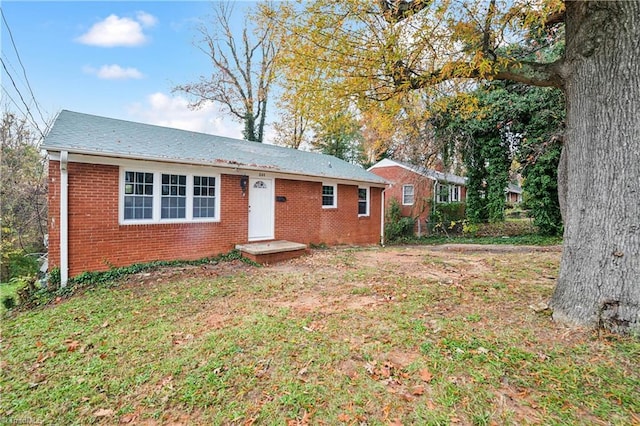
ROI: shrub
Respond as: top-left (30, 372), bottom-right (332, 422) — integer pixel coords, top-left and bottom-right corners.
top-left (0, 247), bottom-right (40, 282)
top-left (385, 199), bottom-right (415, 242)
top-left (429, 202), bottom-right (466, 235)
top-left (2, 295), bottom-right (15, 310)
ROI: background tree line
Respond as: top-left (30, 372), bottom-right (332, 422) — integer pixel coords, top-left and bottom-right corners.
top-left (1, 111), bottom-right (48, 281)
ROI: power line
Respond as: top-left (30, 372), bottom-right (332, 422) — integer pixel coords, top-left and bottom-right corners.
top-left (1, 58), bottom-right (46, 138)
top-left (1, 85), bottom-right (30, 119)
top-left (1, 7), bottom-right (49, 134)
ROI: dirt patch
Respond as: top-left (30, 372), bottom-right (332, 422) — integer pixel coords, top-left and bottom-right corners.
top-left (270, 293), bottom-right (379, 314)
top-left (119, 259), bottom-right (255, 290)
top-left (424, 243), bottom-right (562, 253)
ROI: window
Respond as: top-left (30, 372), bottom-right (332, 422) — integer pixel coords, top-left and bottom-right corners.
top-left (358, 187), bottom-right (369, 216)
top-left (161, 174), bottom-right (186, 219)
top-left (437, 183), bottom-right (449, 203)
top-left (193, 176), bottom-right (216, 218)
top-left (121, 168), bottom-right (219, 224)
top-left (124, 171), bottom-right (154, 220)
top-left (402, 185), bottom-right (414, 205)
top-left (437, 184), bottom-right (461, 203)
top-left (322, 184), bottom-right (337, 208)
top-left (450, 185), bottom-right (460, 202)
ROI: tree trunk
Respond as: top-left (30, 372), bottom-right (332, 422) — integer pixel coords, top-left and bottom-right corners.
top-left (552, 1), bottom-right (640, 334)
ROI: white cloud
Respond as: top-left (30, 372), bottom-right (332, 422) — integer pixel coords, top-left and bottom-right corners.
top-left (126, 92), bottom-right (244, 138)
top-left (83, 64), bottom-right (144, 80)
top-left (136, 11), bottom-right (158, 28)
top-left (76, 13), bottom-right (157, 47)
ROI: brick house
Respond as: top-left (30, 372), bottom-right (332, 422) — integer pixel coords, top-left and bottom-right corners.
top-left (43, 111), bottom-right (387, 286)
top-left (368, 158), bottom-right (467, 235)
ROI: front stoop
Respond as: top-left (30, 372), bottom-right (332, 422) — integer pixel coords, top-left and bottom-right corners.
top-left (235, 240), bottom-right (308, 264)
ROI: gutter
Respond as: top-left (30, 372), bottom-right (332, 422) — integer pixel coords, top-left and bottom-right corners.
top-left (59, 151), bottom-right (69, 287)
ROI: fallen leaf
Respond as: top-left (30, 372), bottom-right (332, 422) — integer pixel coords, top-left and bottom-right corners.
top-left (67, 340), bottom-right (80, 352)
top-left (35, 341), bottom-right (43, 348)
top-left (120, 413), bottom-right (137, 424)
top-left (389, 419), bottom-right (403, 426)
top-left (93, 408), bottom-right (114, 417)
top-left (411, 385), bottom-right (425, 395)
top-left (382, 404), bottom-right (391, 421)
top-left (401, 393), bottom-right (415, 402)
top-left (102, 321), bottom-right (110, 328)
top-left (337, 413), bottom-right (351, 422)
top-left (419, 368), bottom-right (433, 383)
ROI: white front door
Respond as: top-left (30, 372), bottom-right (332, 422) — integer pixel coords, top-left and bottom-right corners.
top-left (248, 177), bottom-right (274, 241)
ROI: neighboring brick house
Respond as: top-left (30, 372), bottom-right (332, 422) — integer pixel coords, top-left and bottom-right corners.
top-left (368, 158), bottom-right (467, 235)
top-left (43, 111), bottom-right (387, 286)
top-left (506, 183), bottom-right (523, 204)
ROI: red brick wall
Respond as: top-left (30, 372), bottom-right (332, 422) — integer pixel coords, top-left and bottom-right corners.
top-left (48, 161), bottom-right (383, 277)
top-left (273, 180), bottom-right (382, 245)
top-left (369, 166), bottom-right (435, 227)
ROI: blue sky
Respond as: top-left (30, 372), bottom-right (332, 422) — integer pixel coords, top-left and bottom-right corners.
top-left (2, 1), bottom-right (269, 141)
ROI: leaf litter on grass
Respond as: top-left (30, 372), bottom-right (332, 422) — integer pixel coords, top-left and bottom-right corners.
top-left (1, 245), bottom-right (638, 425)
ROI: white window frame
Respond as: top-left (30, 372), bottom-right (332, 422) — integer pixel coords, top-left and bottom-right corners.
top-left (450, 185), bottom-right (460, 202)
top-left (437, 183), bottom-right (449, 203)
top-left (358, 186), bottom-right (370, 217)
top-left (119, 165), bottom-right (221, 225)
top-left (402, 184), bottom-right (414, 206)
top-left (322, 183), bottom-right (337, 209)
top-left (436, 183), bottom-right (462, 203)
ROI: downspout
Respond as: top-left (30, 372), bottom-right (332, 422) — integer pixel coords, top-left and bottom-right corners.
top-left (60, 151), bottom-right (69, 287)
top-left (432, 180), bottom-right (438, 233)
top-left (380, 187), bottom-right (386, 246)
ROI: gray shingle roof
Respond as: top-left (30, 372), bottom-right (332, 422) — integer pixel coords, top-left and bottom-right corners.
top-left (43, 110), bottom-right (387, 186)
top-left (369, 158), bottom-right (467, 185)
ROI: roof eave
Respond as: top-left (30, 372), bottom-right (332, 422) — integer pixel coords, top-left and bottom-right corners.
top-left (44, 146), bottom-right (388, 187)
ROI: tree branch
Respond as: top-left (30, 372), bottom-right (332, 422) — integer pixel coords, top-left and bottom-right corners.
top-left (393, 58), bottom-right (565, 90)
top-left (378, 0), bottom-right (432, 23)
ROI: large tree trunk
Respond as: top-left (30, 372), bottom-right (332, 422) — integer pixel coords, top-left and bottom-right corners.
top-left (552, 1), bottom-right (640, 334)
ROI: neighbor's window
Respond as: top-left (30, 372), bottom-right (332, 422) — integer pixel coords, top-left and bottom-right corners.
top-left (450, 185), bottom-right (460, 202)
top-left (161, 174), bottom-right (187, 219)
top-left (193, 176), bottom-right (216, 218)
top-left (358, 187), bottom-right (369, 216)
top-left (322, 184), bottom-right (337, 208)
top-left (124, 171), bottom-right (154, 220)
top-left (437, 183), bottom-right (449, 203)
top-left (437, 184), bottom-right (461, 203)
top-left (402, 184), bottom-right (414, 205)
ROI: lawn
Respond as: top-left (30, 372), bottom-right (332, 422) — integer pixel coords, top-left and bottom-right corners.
top-left (1, 246), bottom-right (638, 425)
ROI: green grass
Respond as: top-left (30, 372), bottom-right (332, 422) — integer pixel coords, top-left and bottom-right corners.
top-left (1, 247), bottom-right (637, 425)
top-left (409, 234), bottom-right (563, 246)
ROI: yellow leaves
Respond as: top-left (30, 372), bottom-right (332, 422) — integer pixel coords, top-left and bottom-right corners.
top-left (264, 0), bottom-right (563, 150)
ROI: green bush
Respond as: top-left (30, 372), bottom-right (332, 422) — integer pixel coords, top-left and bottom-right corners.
top-left (0, 248), bottom-right (40, 283)
top-left (385, 199), bottom-right (415, 242)
top-left (429, 202), bottom-right (466, 235)
top-left (2, 295), bottom-right (15, 310)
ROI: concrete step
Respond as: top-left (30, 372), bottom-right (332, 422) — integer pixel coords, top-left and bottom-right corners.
top-left (235, 240), bottom-right (307, 264)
